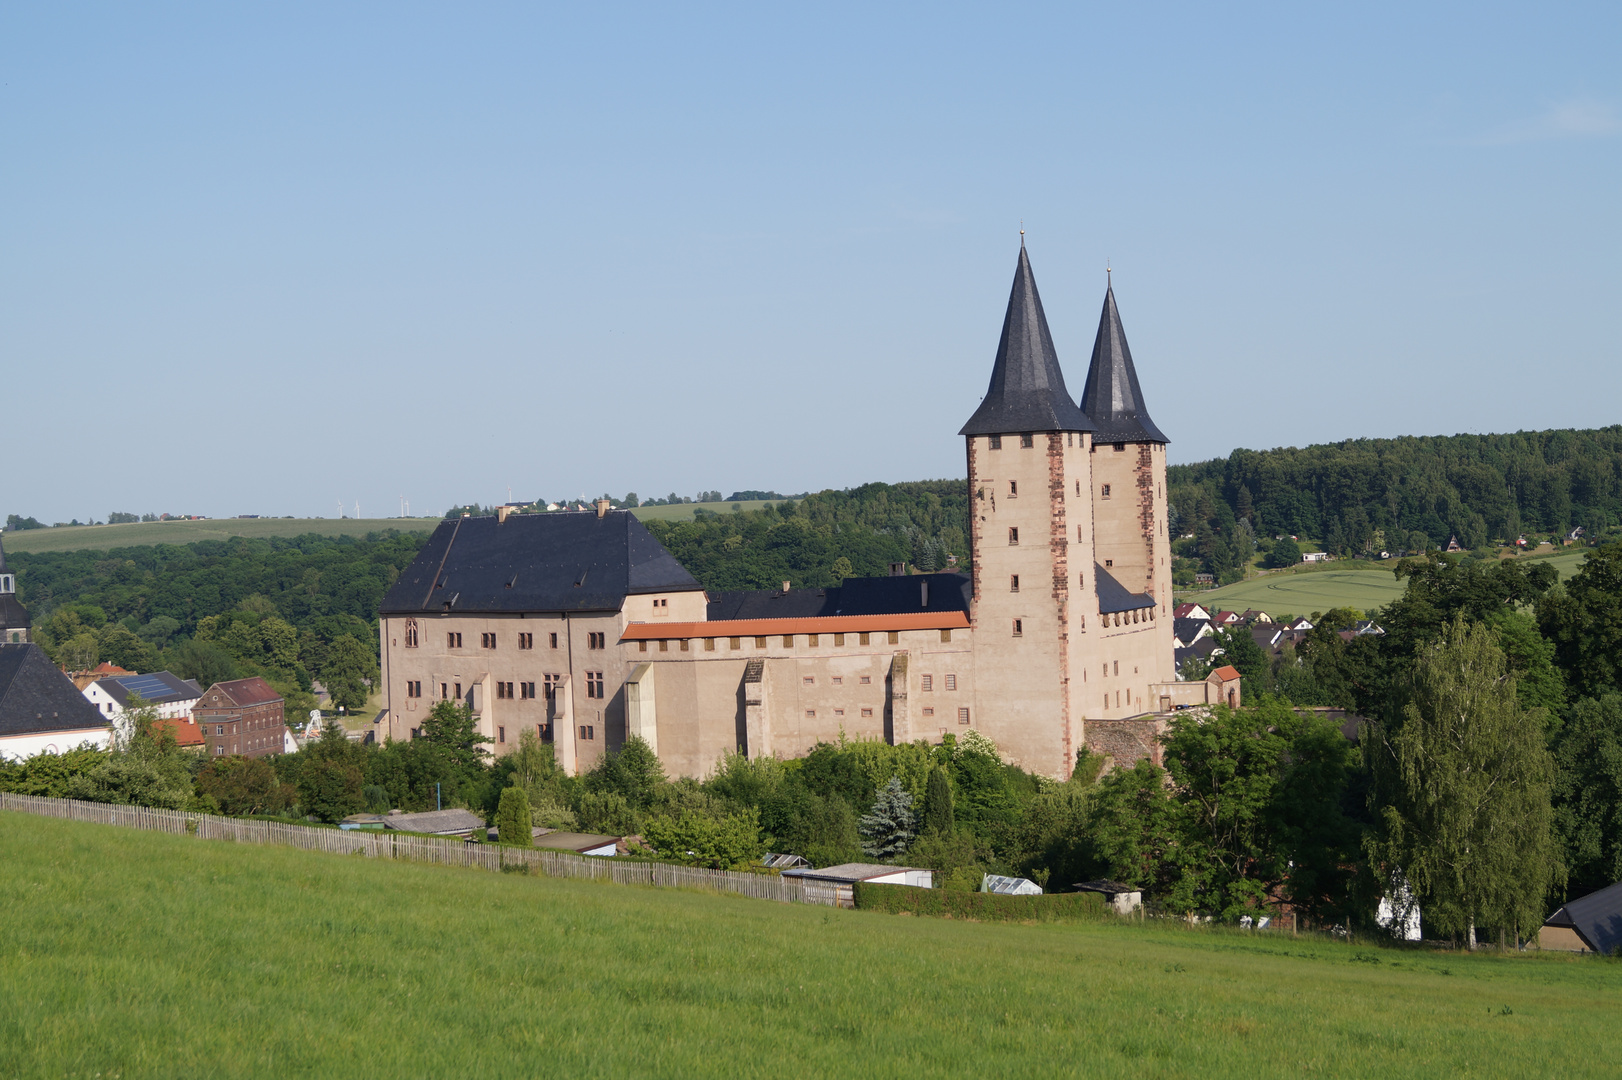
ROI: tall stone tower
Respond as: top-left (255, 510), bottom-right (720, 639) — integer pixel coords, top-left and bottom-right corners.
top-left (1077, 280), bottom-right (1176, 718)
top-left (0, 534), bottom-right (31, 645)
top-left (960, 243), bottom-right (1095, 777)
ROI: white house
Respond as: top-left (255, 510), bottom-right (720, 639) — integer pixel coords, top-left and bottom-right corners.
top-left (0, 644), bottom-right (112, 761)
top-left (82, 670), bottom-right (204, 744)
top-left (1301, 552), bottom-right (1331, 563)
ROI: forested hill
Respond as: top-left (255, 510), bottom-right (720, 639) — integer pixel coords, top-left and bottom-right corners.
top-left (641, 481), bottom-right (968, 591)
top-left (1168, 426), bottom-right (1622, 556)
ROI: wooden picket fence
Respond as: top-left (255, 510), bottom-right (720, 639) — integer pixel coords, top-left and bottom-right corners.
top-left (0, 792), bottom-right (818, 905)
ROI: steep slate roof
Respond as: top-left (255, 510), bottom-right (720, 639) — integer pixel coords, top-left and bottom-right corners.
top-left (959, 245), bottom-right (1093, 437)
top-left (380, 511), bottom-right (702, 615)
top-left (1544, 880), bottom-right (1622, 954)
top-left (0, 644), bottom-right (109, 738)
top-left (198, 677), bottom-right (283, 708)
top-left (707, 573), bottom-right (972, 622)
top-left (95, 671), bottom-right (203, 708)
top-left (1078, 284), bottom-right (1168, 444)
top-left (1095, 565), bottom-right (1156, 614)
top-left (1172, 618), bottom-right (1209, 646)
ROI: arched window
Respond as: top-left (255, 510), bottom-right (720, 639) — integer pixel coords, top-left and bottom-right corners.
top-left (404, 620), bottom-right (419, 649)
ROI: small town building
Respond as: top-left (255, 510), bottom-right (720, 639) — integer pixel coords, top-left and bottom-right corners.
top-left (0, 643), bottom-right (111, 760)
top-left (780, 863), bottom-right (934, 907)
top-left (1539, 880), bottom-right (1622, 953)
top-left (1074, 880), bottom-right (1142, 915)
top-left (194, 677), bottom-right (287, 759)
top-left (83, 670), bottom-right (204, 741)
top-left (1172, 603), bottom-right (1211, 622)
top-left (70, 661), bottom-right (135, 691)
top-left (1301, 552), bottom-right (1331, 563)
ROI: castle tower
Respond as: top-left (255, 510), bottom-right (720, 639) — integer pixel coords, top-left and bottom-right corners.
top-left (1077, 280), bottom-right (1175, 718)
top-left (960, 243), bottom-right (1095, 777)
top-left (0, 534), bottom-right (31, 644)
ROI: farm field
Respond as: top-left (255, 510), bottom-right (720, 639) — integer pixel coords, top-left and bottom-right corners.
top-left (1184, 549), bottom-right (1592, 618)
top-left (1, 517), bottom-right (432, 554)
top-left (3, 813), bottom-right (1619, 1078)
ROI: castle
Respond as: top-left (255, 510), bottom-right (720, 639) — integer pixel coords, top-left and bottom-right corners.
top-left (377, 244), bottom-right (1235, 778)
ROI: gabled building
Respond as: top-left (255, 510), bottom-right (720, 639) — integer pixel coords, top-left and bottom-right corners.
top-left (83, 670), bottom-right (204, 742)
top-left (377, 244), bottom-right (1186, 779)
top-left (0, 643), bottom-right (111, 760)
top-left (1172, 602), bottom-right (1211, 622)
top-left (195, 677), bottom-right (287, 759)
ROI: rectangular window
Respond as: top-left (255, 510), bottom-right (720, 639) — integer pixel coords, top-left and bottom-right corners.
top-left (1009, 527), bottom-right (1019, 545)
top-left (1114, 661), bottom-right (1120, 675)
top-left (921, 675), bottom-right (933, 692)
top-left (958, 707), bottom-right (970, 724)
top-left (1013, 619), bottom-right (1023, 637)
top-left (1008, 480), bottom-right (1018, 497)
top-left (481, 632), bottom-right (496, 649)
top-left (1020, 433), bottom-right (1034, 448)
top-left (538, 723), bottom-right (549, 741)
top-left (579, 725), bottom-right (594, 741)
top-left (1077, 525), bottom-right (1085, 542)
top-left (680, 639), bottom-right (690, 651)
top-left (861, 708), bottom-right (873, 718)
top-left (945, 674), bottom-right (957, 691)
top-left (1078, 572), bottom-right (1085, 589)
top-left (887, 631), bottom-right (899, 644)
top-left (755, 636), bottom-right (767, 648)
top-left (704, 638), bottom-right (715, 651)
top-left (1075, 480), bottom-right (1081, 497)
top-left (922, 707), bottom-right (935, 717)
top-left (216, 725), bottom-right (224, 736)
top-left (988, 434), bottom-right (1002, 450)
top-left (860, 676), bottom-right (872, 685)
top-left (549, 632), bottom-right (559, 649)
top-left (859, 632), bottom-right (870, 645)
top-left (521, 681), bottom-right (536, 699)
top-left (730, 637), bottom-right (742, 649)
top-left (1105, 559), bottom-right (1113, 567)
top-left (659, 640), bottom-right (669, 653)
top-left (639, 640), bottom-right (648, 652)
top-left (832, 676), bottom-right (843, 686)
top-left (834, 708), bottom-right (844, 717)
top-left (803, 676), bottom-right (815, 686)
top-left (1101, 484), bottom-right (1112, 499)
top-left (519, 633), bottom-right (534, 650)
top-left (805, 709), bottom-right (816, 718)
top-left (498, 726), bottom-right (506, 744)
top-left (940, 629), bottom-right (952, 643)
top-left (544, 674), bottom-right (561, 700)
top-left (1010, 574), bottom-right (1019, 592)
top-left (447, 632), bottom-right (462, 648)
top-left (783, 635), bottom-right (794, 648)
top-left (495, 682), bottom-right (507, 700)
top-left (1113, 442), bottom-right (1125, 452)
top-left (587, 632), bottom-right (606, 650)
top-left (441, 683), bottom-right (448, 699)
top-left (406, 680), bottom-right (422, 698)
top-left (455, 682), bottom-right (462, 699)
top-left (586, 672), bottom-right (605, 698)
top-left (808, 634), bottom-right (819, 647)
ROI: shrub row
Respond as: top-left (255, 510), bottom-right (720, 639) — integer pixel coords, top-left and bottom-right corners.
top-left (854, 882), bottom-right (1108, 922)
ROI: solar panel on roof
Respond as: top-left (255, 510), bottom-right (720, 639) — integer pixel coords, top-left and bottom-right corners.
top-left (115, 674), bottom-right (180, 700)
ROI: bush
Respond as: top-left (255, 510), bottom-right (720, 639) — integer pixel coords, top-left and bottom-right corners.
top-left (853, 882), bottom-right (1108, 923)
top-left (495, 786), bottom-right (533, 846)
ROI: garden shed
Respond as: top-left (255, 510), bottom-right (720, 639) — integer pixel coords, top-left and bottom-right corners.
top-left (780, 863), bottom-right (933, 908)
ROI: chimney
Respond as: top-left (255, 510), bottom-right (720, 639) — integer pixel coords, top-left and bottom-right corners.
top-left (889, 561), bottom-right (906, 577)
top-left (782, 580), bottom-right (791, 594)
top-left (596, 499), bottom-right (610, 519)
top-left (920, 580), bottom-right (929, 607)
top-left (496, 506), bottom-right (511, 524)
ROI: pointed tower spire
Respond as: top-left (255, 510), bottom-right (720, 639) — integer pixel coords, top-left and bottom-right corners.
top-left (960, 246), bottom-right (1092, 437)
top-left (1079, 282), bottom-right (1168, 444)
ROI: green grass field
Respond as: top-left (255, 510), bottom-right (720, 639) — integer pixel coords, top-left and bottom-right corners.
top-left (1, 518), bottom-right (433, 554)
top-left (628, 499), bottom-right (775, 522)
top-left (3, 813), bottom-right (1618, 1078)
top-left (1183, 549), bottom-right (1593, 619)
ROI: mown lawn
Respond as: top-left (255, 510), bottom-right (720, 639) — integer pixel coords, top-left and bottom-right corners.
top-left (2, 812), bottom-right (1617, 1079)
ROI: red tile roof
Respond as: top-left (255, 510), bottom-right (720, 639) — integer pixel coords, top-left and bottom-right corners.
top-left (621, 611), bottom-right (971, 641)
top-left (1210, 665), bottom-right (1242, 682)
top-left (201, 677), bottom-right (283, 708)
top-left (153, 718), bottom-right (205, 747)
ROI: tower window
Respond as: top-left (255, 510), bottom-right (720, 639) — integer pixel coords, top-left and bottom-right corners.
top-left (1101, 484), bottom-right (1112, 499)
top-left (945, 674), bottom-right (957, 691)
top-left (519, 632), bottom-right (533, 649)
top-left (1008, 527), bottom-right (1019, 545)
top-left (1105, 559), bottom-right (1113, 568)
top-left (404, 621), bottom-right (419, 648)
top-left (921, 675), bottom-right (933, 691)
top-left (587, 632), bottom-right (606, 649)
top-left (1020, 433), bottom-right (1034, 448)
top-left (1010, 574), bottom-right (1019, 592)
top-left (1013, 619), bottom-right (1023, 637)
top-left (586, 672), bottom-right (605, 698)
top-left (447, 632), bottom-right (462, 649)
top-left (1075, 480), bottom-right (1081, 497)
top-left (958, 707), bottom-right (970, 725)
top-left (1008, 481), bottom-right (1017, 497)
top-left (988, 434), bottom-right (1002, 450)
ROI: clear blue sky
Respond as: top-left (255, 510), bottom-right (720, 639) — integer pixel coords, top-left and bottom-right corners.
top-left (4, 3), bottom-right (1618, 523)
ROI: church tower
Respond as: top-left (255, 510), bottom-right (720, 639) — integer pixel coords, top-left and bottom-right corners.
top-left (960, 243), bottom-right (1095, 777)
top-left (0, 534), bottom-right (31, 644)
top-left (1077, 280), bottom-right (1175, 718)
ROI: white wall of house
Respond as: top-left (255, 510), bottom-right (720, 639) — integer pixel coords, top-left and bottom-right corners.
top-left (81, 684), bottom-right (200, 743)
top-left (0, 727), bottom-right (111, 762)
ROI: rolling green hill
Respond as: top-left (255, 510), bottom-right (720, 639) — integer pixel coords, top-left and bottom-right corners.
top-left (4, 811), bottom-right (1618, 1079)
top-left (1, 517), bottom-right (434, 555)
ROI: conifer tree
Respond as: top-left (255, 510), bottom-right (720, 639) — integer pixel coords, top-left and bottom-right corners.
top-left (496, 786), bottom-right (533, 846)
top-left (921, 766), bottom-right (954, 837)
top-left (859, 777), bottom-right (917, 860)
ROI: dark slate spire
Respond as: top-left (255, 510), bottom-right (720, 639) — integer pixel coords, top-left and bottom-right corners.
top-left (960, 244), bottom-right (1093, 437)
top-left (1079, 282), bottom-right (1168, 444)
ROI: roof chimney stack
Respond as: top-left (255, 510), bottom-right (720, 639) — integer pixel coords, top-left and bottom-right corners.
top-left (782, 580), bottom-right (791, 594)
top-left (596, 499), bottom-right (610, 519)
top-left (496, 506), bottom-right (511, 524)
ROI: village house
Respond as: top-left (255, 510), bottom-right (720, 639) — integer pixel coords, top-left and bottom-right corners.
top-left (0, 643), bottom-right (112, 761)
top-left (377, 244), bottom-right (1202, 779)
top-left (194, 677), bottom-right (287, 760)
top-left (82, 671), bottom-right (204, 742)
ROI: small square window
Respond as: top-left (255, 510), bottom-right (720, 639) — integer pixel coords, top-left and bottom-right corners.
top-left (860, 675), bottom-right (872, 685)
top-left (639, 640), bottom-right (648, 652)
top-left (861, 708), bottom-right (873, 718)
top-left (988, 434), bottom-right (1002, 450)
top-left (1101, 484), bottom-right (1112, 499)
top-left (803, 676), bottom-right (815, 687)
top-left (704, 638), bottom-right (715, 651)
top-left (1105, 559), bottom-right (1113, 568)
top-left (730, 637), bottom-right (742, 649)
top-left (922, 707), bottom-right (934, 717)
top-left (755, 636), bottom-right (768, 648)
top-left (805, 709), bottom-right (816, 718)
top-left (680, 639), bottom-right (690, 651)
top-left (782, 635), bottom-right (794, 648)
top-left (659, 640), bottom-right (669, 652)
top-left (1113, 442), bottom-right (1125, 452)
top-left (1020, 433), bottom-right (1034, 448)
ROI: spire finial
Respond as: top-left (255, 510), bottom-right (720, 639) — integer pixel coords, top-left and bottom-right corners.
top-left (1019, 220), bottom-right (1025, 248)
top-left (1106, 259), bottom-right (1111, 289)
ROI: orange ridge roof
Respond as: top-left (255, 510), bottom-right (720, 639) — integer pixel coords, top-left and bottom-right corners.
top-left (620, 611), bottom-right (971, 641)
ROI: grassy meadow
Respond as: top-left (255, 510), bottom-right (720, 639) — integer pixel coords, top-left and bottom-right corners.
top-left (1183, 548), bottom-right (1592, 618)
top-left (4, 813), bottom-right (1619, 1078)
top-left (2, 517), bottom-right (432, 554)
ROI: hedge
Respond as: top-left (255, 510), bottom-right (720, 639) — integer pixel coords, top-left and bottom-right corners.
top-left (853, 882), bottom-right (1109, 922)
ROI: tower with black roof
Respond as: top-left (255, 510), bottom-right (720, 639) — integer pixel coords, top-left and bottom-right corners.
top-left (959, 242), bottom-right (1096, 774)
top-left (0, 535), bottom-right (30, 645)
